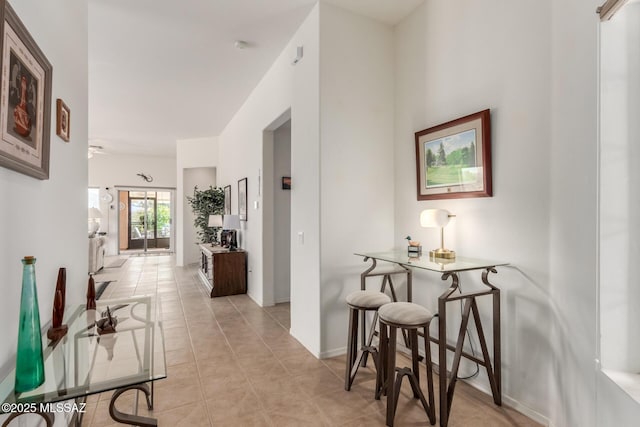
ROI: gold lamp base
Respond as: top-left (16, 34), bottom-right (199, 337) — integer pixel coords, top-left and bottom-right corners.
top-left (429, 248), bottom-right (456, 260)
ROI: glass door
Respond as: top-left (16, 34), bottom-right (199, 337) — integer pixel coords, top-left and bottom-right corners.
top-left (118, 190), bottom-right (172, 253)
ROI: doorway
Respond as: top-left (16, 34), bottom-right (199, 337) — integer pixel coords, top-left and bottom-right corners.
top-left (263, 110), bottom-right (292, 305)
top-left (118, 189), bottom-right (174, 254)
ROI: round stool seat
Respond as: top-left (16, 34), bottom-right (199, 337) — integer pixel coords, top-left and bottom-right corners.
top-left (345, 290), bottom-right (391, 309)
top-left (379, 302), bottom-right (433, 327)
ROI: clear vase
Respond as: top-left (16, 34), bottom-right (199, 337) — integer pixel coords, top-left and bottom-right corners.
top-left (15, 256), bottom-right (45, 393)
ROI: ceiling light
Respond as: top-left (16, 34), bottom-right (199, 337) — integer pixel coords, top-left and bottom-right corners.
top-left (234, 40), bottom-right (248, 50)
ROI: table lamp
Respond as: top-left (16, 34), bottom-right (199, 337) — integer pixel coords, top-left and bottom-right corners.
top-left (222, 214), bottom-right (241, 250)
top-left (89, 207), bottom-right (103, 236)
top-left (420, 208), bottom-right (456, 259)
top-left (208, 214), bottom-right (222, 227)
top-left (208, 215), bottom-right (223, 245)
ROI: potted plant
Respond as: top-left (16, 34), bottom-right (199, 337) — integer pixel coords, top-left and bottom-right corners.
top-left (186, 186), bottom-right (224, 244)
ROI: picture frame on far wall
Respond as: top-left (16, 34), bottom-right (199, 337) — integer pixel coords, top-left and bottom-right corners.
top-left (415, 109), bottom-right (492, 200)
top-left (282, 176), bottom-right (291, 190)
top-left (0, 2), bottom-right (53, 180)
top-left (223, 185), bottom-right (231, 215)
top-left (56, 99), bottom-right (70, 142)
top-left (238, 178), bottom-right (247, 221)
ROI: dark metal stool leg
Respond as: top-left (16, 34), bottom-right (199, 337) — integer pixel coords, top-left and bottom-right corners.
top-left (386, 324), bottom-right (397, 427)
top-left (345, 307), bottom-right (359, 390)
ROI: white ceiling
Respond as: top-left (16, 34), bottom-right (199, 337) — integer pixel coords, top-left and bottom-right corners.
top-left (88, 0), bottom-right (423, 157)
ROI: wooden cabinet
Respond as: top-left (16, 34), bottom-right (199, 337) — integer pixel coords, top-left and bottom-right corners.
top-left (198, 245), bottom-right (247, 297)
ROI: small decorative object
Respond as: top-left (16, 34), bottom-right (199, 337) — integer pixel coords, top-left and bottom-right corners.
top-left (15, 256), bottom-right (45, 392)
top-left (208, 214), bottom-right (223, 245)
top-left (47, 268), bottom-right (68, 341)
top-left (222, 215), bottom-right (241, 250)
top-left (0, 3), bottom-right (53, 180)
top-left (420, 209), bottom-right (456, 259)
top-left (238, 178), bottom-right (248, 221)
top-left (282, 176), bottom-right (291, 190)
top-left (415, 109), bottom-right (492, 200)
top-left (86, 274), bottom-right (96, 310)
top-left (55, 99), bottom-right (70, 142)
top-left (95, 306), bottom-right (117, 335)
top-left (98, 334), bottom-right (117, 361)
top-left (223, 185), bottom-right (231, 215)
top-left (136, 172), bottom-right (153, 182)
top-left (405, 236), bottom-right (422, 256)
top-left (88, 207), bottom-right (102, 237)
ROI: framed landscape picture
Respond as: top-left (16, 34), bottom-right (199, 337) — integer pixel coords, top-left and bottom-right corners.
top-left (0, 2), bottom-right (52, 180)
top-left (415, 109), bottom-right (492, 200)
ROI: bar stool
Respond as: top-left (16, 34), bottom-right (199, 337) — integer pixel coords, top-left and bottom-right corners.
top-left (344, 290), bottom-right (392, 391)
top-left (376, 302), bottom-right (436, 426)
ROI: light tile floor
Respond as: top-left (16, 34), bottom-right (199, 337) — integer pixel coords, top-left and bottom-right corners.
top-left (85, 254), bottom-right (543, 427)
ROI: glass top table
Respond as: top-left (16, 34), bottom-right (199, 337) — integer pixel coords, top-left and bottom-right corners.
top-left (0, 295), bottom-right (166, 426)
top-left (354, 251), bottom-right (508, 273)
top-left (355, 250), bottom-right (508, 427)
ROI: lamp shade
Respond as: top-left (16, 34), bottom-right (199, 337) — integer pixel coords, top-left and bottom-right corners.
top-left (420, 209), bottom-right (451, 228)
top-left (208, 214), bottom-right (223, 227)
top-left (223, 214), bottom-right (241, 230)
top-left (88, 207), bottom-right (103, 219)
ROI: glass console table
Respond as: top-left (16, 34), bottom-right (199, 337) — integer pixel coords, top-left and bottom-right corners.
top-left (355, 251), bottom-right (508, 427)
top-left (0, 295), bottom-right (166, 427)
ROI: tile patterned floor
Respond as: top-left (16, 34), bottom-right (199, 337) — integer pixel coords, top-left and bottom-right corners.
top-left (85, 255), bottom-right (543, 426)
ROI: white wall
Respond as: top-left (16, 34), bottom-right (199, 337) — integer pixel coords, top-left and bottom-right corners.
top-left (88, 153), bottom-right (177, 255)
top-left (183, 167), bottom-right (217, 264)
top-left (394, 0), bottom-right (565, 424)
top-left (318, 3), bottom-right (395, 355)
top-left (218, 4), bottom-right (320, 353)
top-left (176, 137), bottom-right (218, 266)
top-left (273, 121), bottom-right (291, 303)
top-left (0, 0), bottom-right (87, 403)
top-left (392, 0), bottom-right (607, 425)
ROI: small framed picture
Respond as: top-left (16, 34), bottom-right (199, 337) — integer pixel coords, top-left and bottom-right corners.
top-left (282, 176), bottom-right (291, 190)
top-left (238, 178), bottom-right (247, 221)
top-left (223, 185), bottom-right (231, 215)
top-left (56, 99), bottom-right (70, 142)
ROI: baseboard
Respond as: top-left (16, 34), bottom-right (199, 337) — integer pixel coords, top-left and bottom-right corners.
top-left (319, 346), bottom-right (347, 359)
top-left (463, 379), bottom-right (550, 426)
top-left (246, 291), bottom-right (262, 307)
top-left (315, 344), bottom-right (551, 425)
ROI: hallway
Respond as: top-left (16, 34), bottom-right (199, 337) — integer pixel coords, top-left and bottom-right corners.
top-left (85, 255), bottom-right (541, 426)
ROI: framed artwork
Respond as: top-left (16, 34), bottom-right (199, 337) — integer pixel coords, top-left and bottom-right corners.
top-left (415, 109), bottom-right (492, 200)
top-left (282, 176), bottom-right (291, 190)
top-left (56, 99), bottom-right (70, 142)
top-left (223, 185), bottom-right (231, 215)
top-left (238, 178), bottom-right (247, 221)
top-left (0, 3), bottom-right (52, 180)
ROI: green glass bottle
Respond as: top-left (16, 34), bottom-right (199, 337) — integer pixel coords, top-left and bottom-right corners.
top-left (15, 256), bottom-right (45, 393)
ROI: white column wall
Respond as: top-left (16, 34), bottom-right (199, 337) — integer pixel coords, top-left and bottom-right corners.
top-left (218, 5), bottom-right (321, 354)
top-left (318, 3), bottom-right (395, 356)
top-left (0, 0), bottom-right (88, 380)
top-left (597, 2), bottom-right (640, 424)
